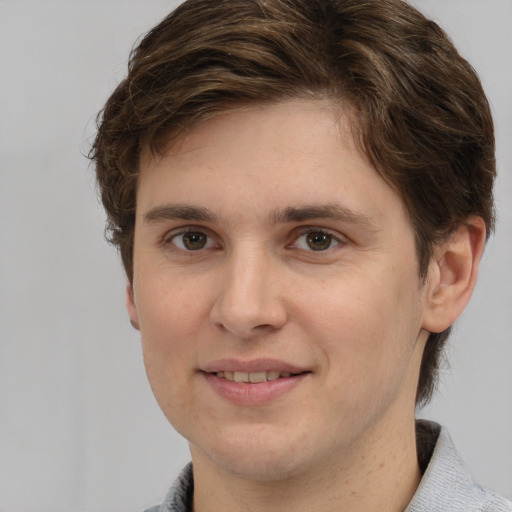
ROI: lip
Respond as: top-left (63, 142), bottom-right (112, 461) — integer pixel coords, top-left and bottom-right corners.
top-left (200, 358), bottom-right (311, 406)
top-left (201, 358), bottom-right (308, 374)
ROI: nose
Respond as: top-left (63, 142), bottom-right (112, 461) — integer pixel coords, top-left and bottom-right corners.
top-left (209, 248), bottom-right (288, 339)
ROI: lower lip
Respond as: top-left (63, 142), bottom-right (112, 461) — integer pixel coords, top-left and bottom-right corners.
top-left (202, 372), bottom-right (308, 406)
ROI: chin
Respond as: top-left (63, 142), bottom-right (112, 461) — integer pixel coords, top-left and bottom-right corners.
top-left (208, 449), bottom-right (307, 482)
top-left (189, 423), bottom-right (319, 483)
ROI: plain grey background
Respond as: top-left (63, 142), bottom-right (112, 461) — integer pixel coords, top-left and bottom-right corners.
top-left (0, 1), bottom-right (511, 511)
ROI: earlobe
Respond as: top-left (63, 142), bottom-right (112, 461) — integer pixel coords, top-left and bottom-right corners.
top-left (422, 216), bottom-right (486, 334)
top-left (126, 283), bottom-right (141, 330)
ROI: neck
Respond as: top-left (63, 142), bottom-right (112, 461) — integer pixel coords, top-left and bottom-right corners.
top-left (191, 417), bottom-right (421, 512)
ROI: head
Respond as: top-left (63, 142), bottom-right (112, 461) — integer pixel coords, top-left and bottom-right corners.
top-left (90, 0), bottom-right (495, 407)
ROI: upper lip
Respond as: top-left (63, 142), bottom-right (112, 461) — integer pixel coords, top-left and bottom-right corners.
top-left (201, 358), bottom-right (309, 374)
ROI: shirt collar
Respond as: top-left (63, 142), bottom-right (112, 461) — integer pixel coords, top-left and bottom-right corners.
top-left (153, 421), bottom-right (511, 512)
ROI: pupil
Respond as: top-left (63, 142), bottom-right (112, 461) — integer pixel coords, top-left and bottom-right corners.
top-left (183, 232), bottom-right (207, 250)
top-left (306, 232), bottom-right (331, 251)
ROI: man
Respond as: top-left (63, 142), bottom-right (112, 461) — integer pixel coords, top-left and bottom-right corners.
top-left (90, 0), bottom-right (511, 510)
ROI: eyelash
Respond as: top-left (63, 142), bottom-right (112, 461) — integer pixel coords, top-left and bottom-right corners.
top-left (162, 226), bottom-right (346, 253)
top-left (291, 228), bottom-right (345, 252)
top-left (162, 227), bottom-right (218, 252)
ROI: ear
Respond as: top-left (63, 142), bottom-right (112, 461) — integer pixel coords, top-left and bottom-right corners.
top-left (126, 283), bottom-right (140, 330)
top-left (422, 216), bottom-right (487, 333)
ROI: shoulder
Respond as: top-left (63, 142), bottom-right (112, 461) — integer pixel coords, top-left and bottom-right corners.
top-left (143, 463), bottom-right (194, 512)
top-left (407, 421), bottom-right (512, 512)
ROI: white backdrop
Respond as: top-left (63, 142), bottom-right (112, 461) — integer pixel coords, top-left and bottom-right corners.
top-left (0, 1), bottom-right (511, 511)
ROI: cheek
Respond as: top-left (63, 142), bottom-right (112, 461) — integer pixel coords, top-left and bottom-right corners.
top-left (135, 274), bottom-right (212, 413)
top-left (137, 269), bottom-right (211, 339)
top-left (302, 266), bottom-right (423, 381)
top-left (140, 315), bottom-right (202, 435)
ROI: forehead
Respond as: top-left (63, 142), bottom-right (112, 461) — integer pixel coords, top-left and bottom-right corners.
top-left (136, 99), bottom-right (407, 230)
top-left (143, 98), bottom-right (358, 169)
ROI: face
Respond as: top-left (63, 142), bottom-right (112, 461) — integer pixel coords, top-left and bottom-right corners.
top-left (128, 100), bottom-right (431, 482)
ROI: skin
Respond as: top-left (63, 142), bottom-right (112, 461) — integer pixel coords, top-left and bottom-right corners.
top-left (127, 99), bottom-right (485, 512)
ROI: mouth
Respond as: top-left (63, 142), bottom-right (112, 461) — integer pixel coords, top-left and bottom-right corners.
top-left (212, 370), bottom-right (304, 383)
top-left (202, 365), bottom-right (310, 405)
top-left (201, 359), bottom-right (311, 404)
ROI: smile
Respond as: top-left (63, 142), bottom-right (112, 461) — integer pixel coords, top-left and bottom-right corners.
top-left (215, 370), bottom-right (296, 383)
top-left (204, 368), bottom-right (309, 405)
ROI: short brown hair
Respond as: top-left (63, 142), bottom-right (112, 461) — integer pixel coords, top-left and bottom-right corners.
top-left (90, 0), bottom-right (495, 406)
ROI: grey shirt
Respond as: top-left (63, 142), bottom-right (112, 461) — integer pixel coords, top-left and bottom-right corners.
top-left (145, 421), bottom-right (511, 512)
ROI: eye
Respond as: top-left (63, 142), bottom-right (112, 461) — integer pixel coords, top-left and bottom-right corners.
top-left (294, 229), bottom-right (341, 251)
top-left (168, 230), bottom-right (216, 251)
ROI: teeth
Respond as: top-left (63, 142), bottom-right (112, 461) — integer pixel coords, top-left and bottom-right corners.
top-left (215, 370), bottom-right (296, 382)
top-left (267, 370), bottom-right (280, 381)
top-left (249, 372), bottom-right (267, 383)
top-left (234, 371), bottom-right (249, 383)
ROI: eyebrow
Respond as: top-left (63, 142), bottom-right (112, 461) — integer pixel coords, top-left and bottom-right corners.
top-left (268, 204), bottom-right (378, 230)
top-left (142, 203), bottom-right (377, 230)
top-left (143, 205), bottom-right (219, 224)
